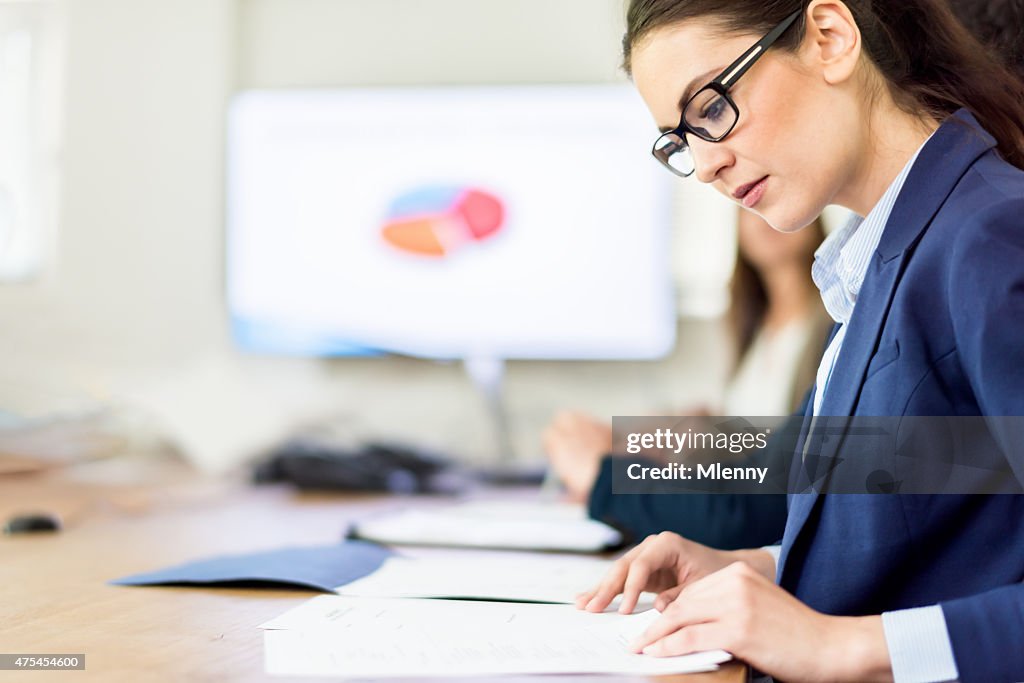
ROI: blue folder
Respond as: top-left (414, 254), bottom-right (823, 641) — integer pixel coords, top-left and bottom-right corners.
top-left (111, 541), bottom-right (393, 592)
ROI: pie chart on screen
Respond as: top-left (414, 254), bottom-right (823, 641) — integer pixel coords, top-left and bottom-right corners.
top-left (380, 186), bottom-right (506, 257)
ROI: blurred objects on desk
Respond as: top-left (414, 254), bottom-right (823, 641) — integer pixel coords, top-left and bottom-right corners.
top-left (0, 407), bottom-right (180, 474)
top-left (0, 379), bottom-right (185, 478)
top-left (252, 435), bottom-right (473, 495)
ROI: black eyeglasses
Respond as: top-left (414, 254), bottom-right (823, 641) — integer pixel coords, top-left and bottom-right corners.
top-left (652, 9), bottom-right (803, 177)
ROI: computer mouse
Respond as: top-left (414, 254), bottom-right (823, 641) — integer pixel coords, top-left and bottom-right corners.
top-left (3, 512), bottom-right (62, 534)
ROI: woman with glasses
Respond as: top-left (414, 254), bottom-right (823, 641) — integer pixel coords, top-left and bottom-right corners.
top-left (578, 1), bottom-right (1024, 681)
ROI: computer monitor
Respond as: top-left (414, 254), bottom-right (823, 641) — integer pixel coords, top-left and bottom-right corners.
top-left (226, 85), bottom-right (676, 360)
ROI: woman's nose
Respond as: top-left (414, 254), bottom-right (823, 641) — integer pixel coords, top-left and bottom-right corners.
top-left (689, 136), bottom-right (734, 184)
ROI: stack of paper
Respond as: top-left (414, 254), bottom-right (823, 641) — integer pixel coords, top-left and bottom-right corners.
top-left (254, 510), bottom-right (728, 677)
top-left (261, 595), bottom-right (732, 677)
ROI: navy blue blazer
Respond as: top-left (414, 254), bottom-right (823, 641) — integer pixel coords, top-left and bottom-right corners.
top-left (776, 110), bottom-right (1024, 682)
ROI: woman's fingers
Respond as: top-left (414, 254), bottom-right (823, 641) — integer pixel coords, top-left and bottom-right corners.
top-left (654, 585), bottom-right (684, 611)
top-left (630, 601), bottom-right (696, 651)
top-left (617, 557), bottom-right (656, 613)
top-left (577, 540), bottom-right (647, 610)
top-left (632, 563), bottom-right (769, 657)
top-left (640, 622), bottom-right (729, 658)
top-left (580, 533), bottom-right (690, 613)
top-left (629, 586), bottom-right (723, 653)
top-left (583, 537), bottom-right (665, 612)
top-left (574, 589), bottom-right (596, 609)
top-left (582, 556), bottom-right (633, 612)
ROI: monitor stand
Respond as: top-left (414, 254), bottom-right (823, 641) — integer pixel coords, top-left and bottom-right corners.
top-left (463, 356), bottom-right (514, 463)
top-left (463, 357), bottom-right (548, 486)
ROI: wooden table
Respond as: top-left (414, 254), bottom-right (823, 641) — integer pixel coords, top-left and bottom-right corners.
top-left (0, 459), bottom-right (746, 682)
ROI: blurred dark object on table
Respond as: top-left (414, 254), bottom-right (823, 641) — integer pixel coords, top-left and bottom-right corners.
top-left (252, 438), bottom-right (472, 494)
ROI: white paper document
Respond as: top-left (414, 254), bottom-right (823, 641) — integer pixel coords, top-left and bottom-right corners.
top-left (350, 500), bottom-right (622, 552)
top-left (336, 551), bottom-right (617, 604)
top-left (261, 595), bottom-right (732, 677)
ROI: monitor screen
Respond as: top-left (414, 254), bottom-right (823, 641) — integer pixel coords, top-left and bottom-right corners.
top-left (226, 85), bottom-right (676, 360)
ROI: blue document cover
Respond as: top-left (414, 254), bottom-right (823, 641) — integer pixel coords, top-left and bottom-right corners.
top-left (111, 541), bottom-right (393, 592)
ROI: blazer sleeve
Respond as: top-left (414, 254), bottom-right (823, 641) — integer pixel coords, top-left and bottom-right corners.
top-left (942, 195), bottom-right (1024, 682)
top-left (586, 455), bottom-right (788, 549)
top-left (949, 195), bottom-right (1024, 471)
top-left (941, 585), bottom-right (1024, 682)
top-left (586, 391), bottom-right (815, 550)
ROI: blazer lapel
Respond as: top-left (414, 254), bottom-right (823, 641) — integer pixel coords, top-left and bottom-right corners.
top-left (817, 109), bottom-right (996, 418)
top-left (777, 395), bottom-right (818, 582)
top-left (776, 110), bottom-right (997, 586)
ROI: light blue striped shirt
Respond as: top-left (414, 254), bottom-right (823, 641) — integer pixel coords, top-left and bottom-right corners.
top-left (811, 139), bottom-right (959, 683)
top-left (810, 147), bottom-right (920, 414)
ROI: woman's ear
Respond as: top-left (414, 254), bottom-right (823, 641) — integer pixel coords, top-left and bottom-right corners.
top-left (802, 0), bottom-right (861, 85)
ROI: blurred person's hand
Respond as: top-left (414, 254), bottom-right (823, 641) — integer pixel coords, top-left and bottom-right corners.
top-left (542, 411), bottom-right (612, 503)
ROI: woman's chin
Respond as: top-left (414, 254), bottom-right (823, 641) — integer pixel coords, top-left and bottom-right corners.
top-left (761, 207), bottom-right (824, 234)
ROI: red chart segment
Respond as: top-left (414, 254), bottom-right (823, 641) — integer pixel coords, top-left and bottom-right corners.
top-left (381, 186), bottom-right (506, 257)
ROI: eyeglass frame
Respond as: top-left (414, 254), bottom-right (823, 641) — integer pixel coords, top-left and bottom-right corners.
top-left (652, 8), bottom-right (804, 177)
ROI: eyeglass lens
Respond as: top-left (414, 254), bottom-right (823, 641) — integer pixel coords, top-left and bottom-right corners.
top-left (684, 89), bottom-right (736, 138)
top-left (655, 88), bottom-right (738, 176)
top-left (654, 132), bottom-right (694, 176)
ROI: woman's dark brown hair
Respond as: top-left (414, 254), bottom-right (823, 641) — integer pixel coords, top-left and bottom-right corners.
top-left (727, 215), bottom-right (826, 367)
top-left (622, 0), bottom-right (1024, 169)
top-left (947, 0), bottom-right (1024, 81)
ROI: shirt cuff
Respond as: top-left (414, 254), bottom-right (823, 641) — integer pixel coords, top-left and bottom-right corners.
top-left (881, 605), bottom-right (959, 683)
top-left (760, 544), bottom-right (781, 571)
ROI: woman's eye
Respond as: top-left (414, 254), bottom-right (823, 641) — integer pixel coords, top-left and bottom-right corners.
top-left (701, 97), bottom-right (726, 122)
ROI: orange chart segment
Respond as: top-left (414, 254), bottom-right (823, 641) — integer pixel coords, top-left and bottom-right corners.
top-left (380, 217), bottom-right (447, 256)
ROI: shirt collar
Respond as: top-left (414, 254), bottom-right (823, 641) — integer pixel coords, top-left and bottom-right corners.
top-left (812, 139), bottom-right (930, 324)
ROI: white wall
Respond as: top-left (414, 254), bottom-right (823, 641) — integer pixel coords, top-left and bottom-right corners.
top-left (0, 0), bottom-right (735, 471)
top-left (237, 0), bottom-right (627, 87)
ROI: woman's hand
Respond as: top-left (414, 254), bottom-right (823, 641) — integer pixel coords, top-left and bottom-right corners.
top-left (542, 411), bottom-right (612, 502)
top-left (575, 531), bottom-right (755, 614)
top-left (631, 561), bottom-right (893, 683)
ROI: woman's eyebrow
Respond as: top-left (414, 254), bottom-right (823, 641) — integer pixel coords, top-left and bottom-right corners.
top-left (658, 66), bottom-right (721, 133)
top-left (679, 67), bottom-right (721, 107)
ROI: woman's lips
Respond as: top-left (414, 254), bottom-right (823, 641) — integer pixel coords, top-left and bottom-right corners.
top-left (734, 176), bottom-right (769, 209)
